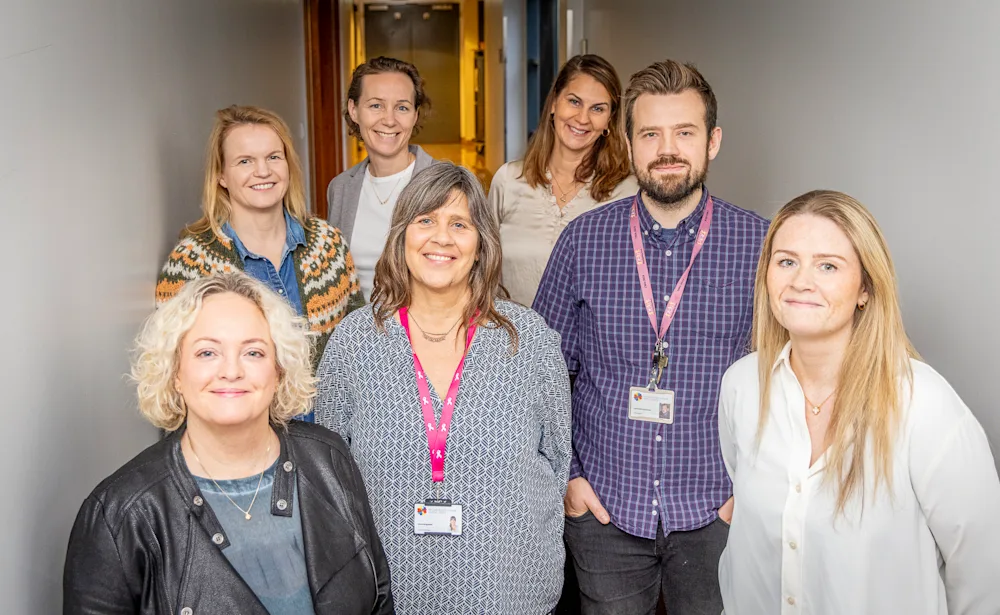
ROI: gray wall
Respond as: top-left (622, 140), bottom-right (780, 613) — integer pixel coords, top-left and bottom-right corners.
top-left (583, 0), bottom-right (1000, 458)
top-left (0, 1), bottom-right (309, 611)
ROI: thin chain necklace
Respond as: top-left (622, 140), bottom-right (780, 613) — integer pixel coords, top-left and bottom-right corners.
top-left (408, 311), bottom-right (462, 343)
top-left (369, 152), bottom-right (415, 205)
top-left (548, 168), bottom-right (581, 204)
top-left (187, 432), bottom-right (272, 521)
top-left (803, 389), bottom-right (837, 416)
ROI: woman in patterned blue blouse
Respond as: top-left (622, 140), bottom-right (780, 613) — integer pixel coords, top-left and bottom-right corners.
top-left (315, 162), bottom-right (573, 615)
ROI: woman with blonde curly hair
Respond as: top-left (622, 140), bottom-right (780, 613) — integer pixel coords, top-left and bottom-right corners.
top-left (717, 191), bottom-right (1000, 614)
top-left (64, 273), bottom-right (393, 615)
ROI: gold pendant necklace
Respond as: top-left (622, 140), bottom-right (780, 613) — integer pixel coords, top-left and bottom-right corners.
top-left (188, 432), bottom-right (271, 521)
top-left (803, 389), bottom-right (837, 415)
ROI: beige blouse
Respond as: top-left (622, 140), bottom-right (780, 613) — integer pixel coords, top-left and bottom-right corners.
top-left (490, 160), bottom-right (639, 306)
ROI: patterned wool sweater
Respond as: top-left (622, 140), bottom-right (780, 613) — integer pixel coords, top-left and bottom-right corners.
top-left (155, 217), bottom-right (365, 357)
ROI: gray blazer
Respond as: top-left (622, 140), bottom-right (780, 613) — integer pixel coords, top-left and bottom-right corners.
top-left (326, 144), bottom-right (437, 244)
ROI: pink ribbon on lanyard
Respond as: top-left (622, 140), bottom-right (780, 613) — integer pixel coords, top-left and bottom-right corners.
top-left (629, 195), bottom-right (714, 341)
top-left (399, 307), bottom-right (477, 483)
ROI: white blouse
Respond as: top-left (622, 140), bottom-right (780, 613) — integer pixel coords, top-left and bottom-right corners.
top-left (490, 160), bottom-right (638, 306)
top-left (718, 343), bottom-right (1000, 615)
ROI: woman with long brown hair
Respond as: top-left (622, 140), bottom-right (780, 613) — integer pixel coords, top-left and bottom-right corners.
top-left (489, 54), bottom-right (637, 306)
top-left (315, 162), bottom-right (572, 614)
top-left (717, 190), bottom-right (1000, 614)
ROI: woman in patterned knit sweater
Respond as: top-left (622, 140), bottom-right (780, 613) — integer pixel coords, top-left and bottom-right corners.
top-left (157, 106), bottom-right (364, 415)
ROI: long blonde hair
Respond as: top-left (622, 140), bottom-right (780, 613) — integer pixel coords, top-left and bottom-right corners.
top-left (184, 105), bottom-right (309, 241)
top-left (752, 190), bottom-right (918, 514)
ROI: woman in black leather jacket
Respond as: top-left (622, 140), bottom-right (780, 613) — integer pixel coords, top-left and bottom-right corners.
top-left (64, 273), bottom-right (393, 614)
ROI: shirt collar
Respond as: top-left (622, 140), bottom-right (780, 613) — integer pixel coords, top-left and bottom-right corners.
top-left (222, 208), bottom-right (306, 261)
top-left (634, 186), bottom-right (710, 234)
top-left (772, 340), bottom-right (794, 372)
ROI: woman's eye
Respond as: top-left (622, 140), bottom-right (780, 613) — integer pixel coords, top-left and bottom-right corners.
top-left (195, 349), bottom-right (216, 358)
top-left (398, 105), bottom-right (410, 112)
top-left (246, 349), bottom-right (265, 358)
top-left (819, 263), bottom-right (838, 272)
top-left (777, 258), bottom-right (795, 267)
top-left (238, 159), bottom-right (250, 165)
top-left (592, 106), bottom-right (607, 114)
top-left (269, 154), bottom-right (283, 160)
top-left (370, 103), bottom-right (382, 109)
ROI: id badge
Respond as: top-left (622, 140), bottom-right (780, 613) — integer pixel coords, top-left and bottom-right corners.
top-left (414, 499), bottom-right (463, 536)
top-left (628, 386), bottom-right (675, 424)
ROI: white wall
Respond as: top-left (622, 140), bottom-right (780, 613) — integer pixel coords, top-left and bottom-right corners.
top-left (583, 0), bottom-right (1000, 461)
top-left (0, 1), bottom-right (309, 611)
top-left (503, 0), bottom-right (528, 161)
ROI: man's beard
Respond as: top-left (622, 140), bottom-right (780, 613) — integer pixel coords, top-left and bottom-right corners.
top-left (634, 154), bottom-right (708, 208)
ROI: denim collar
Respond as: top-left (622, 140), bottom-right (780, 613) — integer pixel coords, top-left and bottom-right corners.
top-left (222, 208), bottom-right (306, 262)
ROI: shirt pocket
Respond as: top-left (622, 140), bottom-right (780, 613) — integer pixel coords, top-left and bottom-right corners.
top-left (682, 278), bottom-right (747, 340)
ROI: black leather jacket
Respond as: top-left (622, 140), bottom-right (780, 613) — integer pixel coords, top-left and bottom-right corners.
top-left (64, 422), bottom-right (394, 614)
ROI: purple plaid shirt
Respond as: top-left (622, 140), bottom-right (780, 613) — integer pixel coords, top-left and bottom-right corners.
top-left (532, 188), bottom-right (768, 539)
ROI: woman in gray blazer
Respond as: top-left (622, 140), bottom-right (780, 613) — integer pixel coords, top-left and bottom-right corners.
top-left (327, 56), bottom-right (437, 300)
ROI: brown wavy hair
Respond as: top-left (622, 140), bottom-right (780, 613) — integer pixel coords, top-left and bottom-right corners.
top-left (520, 54), bottom-right (631, 202)
top-left (184, 105), bottom-right (308, 241)
top-left (752, 190), bottom-right (919, 516)
top-left (370, 162), bottom-right (518, 350)
top-left (344, 56), bottom-right (430, 140)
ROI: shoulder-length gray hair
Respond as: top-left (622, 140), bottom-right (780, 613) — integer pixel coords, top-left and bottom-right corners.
top-left (132, 272), bottom-right (317, 431)
top-left (370, 162), bottom-right (518, 348)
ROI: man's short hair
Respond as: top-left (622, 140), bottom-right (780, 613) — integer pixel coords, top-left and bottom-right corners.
top-left (622, 60), bottom-right (718, 139)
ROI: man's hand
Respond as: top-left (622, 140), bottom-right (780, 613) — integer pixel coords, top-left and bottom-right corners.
top-left (718, 496), bottom-right (734, 524)
top-left (564, 477), bottom-right (610, 524)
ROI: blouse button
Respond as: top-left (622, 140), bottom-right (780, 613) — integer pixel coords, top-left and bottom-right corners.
top-left (795, 483), bottom-right (802, 493)
top-left (787, 597), bottom-right (796, 606)
top-left (277, 499), bottom-right (288, 511)
top-left (789, 541), bottom-right (798, 550)
top-left (181, 608), bottom-right (193, 615)
top-left (212, 533), bottom-right (225, 545)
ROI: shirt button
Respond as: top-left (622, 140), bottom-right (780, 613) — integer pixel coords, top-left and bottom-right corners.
top-left (283, 461), bottom-right (293, 472)
top-left (181, 608), bottom-right (193, 615)
top-left (655, 435), bottom-right (662, 442)
top-left (689, 228), bottom-right (695, 234)
top-left (663, 294), bottom-right (670, 301)
top-left (277, 499), bottom-right (288, 511)
top-left (652, 499), bottom-right (658, 506)
top-left (653, 223), bottom-right (661, 230)
top-left (795, 483), bottom-right (802, 493)
top-left (665, 250), bottom-right (673, 256)
top-left (652, 510), bottom-right (658, 516)
top-left (212, 533), bottom-right (225, 545)
top-left (278, 289), bottom-right (284, 294)
top-left (787, 597), bottom-right (796, 606)
top-left (789, 541), bottom-right (798, 550)
top-left (193, 496), bottom-right (203, 506)
top-left (653, 480), bottom-right (660, 487)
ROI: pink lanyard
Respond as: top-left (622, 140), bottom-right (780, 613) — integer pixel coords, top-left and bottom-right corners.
top-left (399, 307), bottom-right (477, 483)
top-left (629, 195), bottom-right (714, 343)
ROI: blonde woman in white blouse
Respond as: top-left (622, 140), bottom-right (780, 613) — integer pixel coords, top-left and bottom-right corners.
top-left (718, 190), bottom-right (1000, 615)
top-left (490, 54), bottom-right (637, 306)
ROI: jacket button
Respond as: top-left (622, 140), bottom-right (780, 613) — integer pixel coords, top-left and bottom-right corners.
top-left (193, 496), bottom-right (203, 506)
top-left (277, 499), bottom-right (288, 511)
top-left (212, 533), bottom-right (224, 545)
top-left (181, 608), bottom-right (193, 615)
top-left (283, 461), bottom-right (293, 472)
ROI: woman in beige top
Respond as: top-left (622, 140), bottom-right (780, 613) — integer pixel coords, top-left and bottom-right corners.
top-left (490, 54), bottom-right (638, 306)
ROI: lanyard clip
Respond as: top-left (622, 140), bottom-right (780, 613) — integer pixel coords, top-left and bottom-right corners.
top-left (648, 341), bottom-right (668, 390)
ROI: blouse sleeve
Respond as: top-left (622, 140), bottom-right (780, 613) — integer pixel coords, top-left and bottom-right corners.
top-left (488, 163), bottom-right (508, 223)
top-left (314, 325), bottom-right (357, 442)
top-left (533, 325), bottom-right (573, 490)
top-left (718, 367), bottom-right (739, 481)
top-left (908, 369), bottom-right (1000, 615)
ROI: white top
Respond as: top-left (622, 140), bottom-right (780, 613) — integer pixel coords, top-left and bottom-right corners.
top-left (718, 343), bottom-right (1000, 615)
top-left (490, 160), bottom-right (638, 306)
top-left (351, 160), bottom-right (416, 300)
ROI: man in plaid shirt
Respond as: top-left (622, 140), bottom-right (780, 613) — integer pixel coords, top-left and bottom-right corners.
top-left (534, 60), bottom-right (768, 615)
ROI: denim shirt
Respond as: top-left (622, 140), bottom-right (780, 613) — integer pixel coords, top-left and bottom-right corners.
top-left (223, 210), bottom-right (313, 422)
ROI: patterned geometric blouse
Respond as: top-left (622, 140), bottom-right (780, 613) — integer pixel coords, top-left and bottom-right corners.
top-left (315, 300), bottom-right (571, 615)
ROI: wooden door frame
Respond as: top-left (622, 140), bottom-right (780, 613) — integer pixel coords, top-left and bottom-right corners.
top-left (304, 0), bottom-right (345, 220)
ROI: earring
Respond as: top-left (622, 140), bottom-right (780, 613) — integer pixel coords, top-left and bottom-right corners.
top-left (602, 128), bottom-right (610, 137)
top-left (857, 302), bottom-right (867, 311)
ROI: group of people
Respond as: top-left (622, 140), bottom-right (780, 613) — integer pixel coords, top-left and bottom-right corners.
top-left (62, 51), bottom-right (1000, 615)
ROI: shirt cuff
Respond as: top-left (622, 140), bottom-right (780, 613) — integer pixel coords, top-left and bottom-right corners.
top-left (569, 451), bottom-right (584, 481)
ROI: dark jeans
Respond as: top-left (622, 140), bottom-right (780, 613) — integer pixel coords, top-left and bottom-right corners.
top-left (562, 512), bottom-right (729, 615)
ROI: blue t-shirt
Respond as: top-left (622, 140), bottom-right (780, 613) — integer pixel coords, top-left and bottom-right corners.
top-left (195, 462), bottom-right (315, 615)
